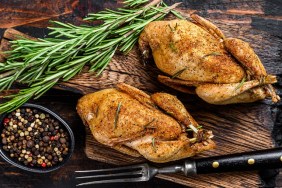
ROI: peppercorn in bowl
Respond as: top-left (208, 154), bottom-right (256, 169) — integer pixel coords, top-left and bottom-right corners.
top-left (0, 103), bottom-right (75, 173)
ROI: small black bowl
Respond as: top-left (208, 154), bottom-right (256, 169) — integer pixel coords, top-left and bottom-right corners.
top-left (0, 103), bottom-right (75, 173)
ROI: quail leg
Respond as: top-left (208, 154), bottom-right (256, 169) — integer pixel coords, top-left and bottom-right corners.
top-left (151, 92), bottom-right (199, 127)
top-left (195, 80), bottom-right (275, 104)
top-left (190, 14), bottom-right (226, 40)
top-left (116, 83), bottom-right (156, 110)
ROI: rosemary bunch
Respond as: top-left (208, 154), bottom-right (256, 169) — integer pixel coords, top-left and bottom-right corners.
top-left (0, 0), bottom-right (182, 113)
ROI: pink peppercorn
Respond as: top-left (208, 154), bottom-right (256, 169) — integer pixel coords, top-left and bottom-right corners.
top-left (41, 162), bottom-right (46, 168)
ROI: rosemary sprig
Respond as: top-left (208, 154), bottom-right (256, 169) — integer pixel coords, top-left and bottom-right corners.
top-left (171, 67), bottom-right (187, 79)
top-left (114, 102), bottom-right (122, 129)
top-left (0, 0), bottom-right (182, 113)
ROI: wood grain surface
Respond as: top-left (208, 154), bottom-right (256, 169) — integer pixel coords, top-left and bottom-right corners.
top-left (73, 48), bottom-right (275, 188)
top-left (0, 0), bottom-right (282, 187)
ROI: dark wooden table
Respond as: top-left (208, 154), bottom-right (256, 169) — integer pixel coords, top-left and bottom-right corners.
top-left (0, 0), bottom-right (282, 187)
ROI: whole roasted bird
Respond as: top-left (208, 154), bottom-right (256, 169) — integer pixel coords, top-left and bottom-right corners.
top-left (139, 14), bottom-right (280, 104)
top-left (77, 83), bottom-right (214, 163)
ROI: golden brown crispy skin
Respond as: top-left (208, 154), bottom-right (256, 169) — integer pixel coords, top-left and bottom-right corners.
top-left (139, 19), bottom-right (245, 84)
top-left (77, 83), bottom-right (215, 163)
top-left (138, 17), bottom-right (279, 104)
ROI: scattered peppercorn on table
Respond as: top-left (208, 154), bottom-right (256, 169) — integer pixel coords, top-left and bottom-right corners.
top-left (0, 0), bottom-right (282, 187)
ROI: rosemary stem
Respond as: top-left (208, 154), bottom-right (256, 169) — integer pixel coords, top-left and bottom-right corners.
top-left (0, 0), bottom-right (182, 113)
top-left (0, 70), bottom-right (16, 78)
top-left (144, 0), bottom-right (162, 8)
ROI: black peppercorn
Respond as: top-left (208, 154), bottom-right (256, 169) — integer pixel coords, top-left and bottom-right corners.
top-left (28, 116), bottom-right (34, 122)
top-left (35, 134), bottom-right (40, 139)
top-left (32, 159), bottom-right (37, 165)
top-left (43, 136), bottom-right (50, 142)
top-left (39, 141), bottom-right (44, 147)
top-left (3, 146), bottom-right (8, 151)
top-left (47, 155), bottom-right (52, 160)
top-left (49, 126), bottom-right (54, 132)
top-left (2, 138), bottom-right (7, 144)
top-left (42, 132), bottom-right (48, 136)
top-left (59, 138), bottom-right (66, 144)
top-left (34, 150), bottom-right (40, 156)
top-left (54, 156), bottom-right (58, 162)
top-left (26, 140), bottom-right (34, 148)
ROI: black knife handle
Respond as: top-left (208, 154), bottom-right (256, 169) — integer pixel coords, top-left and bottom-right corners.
top-left (193, 148), bottom-right (282, 174)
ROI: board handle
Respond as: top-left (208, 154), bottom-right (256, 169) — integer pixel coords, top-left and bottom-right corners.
top-left (193, 148), bottom-right (282, 174)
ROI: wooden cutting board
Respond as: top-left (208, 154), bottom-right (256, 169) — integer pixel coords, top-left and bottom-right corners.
top-left (1, 1), bottom-right (281, 187)
top-left (53, 6), bottom-right (282, 187)
top-left (57, 46), bottom-right (275, 188)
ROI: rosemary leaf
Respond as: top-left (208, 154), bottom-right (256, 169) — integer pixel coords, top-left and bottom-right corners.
top-left (171, 10), bottom-right (185, 19)
top-left (202, 52), bottom-right (222, 59)
top-left (189, 138), bottom-right (197, 143)
top-left (171, 67), bottom-right (187, 79)
top-left (152, 137), bottom-right (156, 150)
top-left (143, 119), bottom-right (156, 129)
top-left (168, 23), bottom-right (178, 32)
top-left (169, 42), bottom-right (177, 52)
top-left (95, 106), bottom-right (99, 117)
top-left (168, 24), bottom-right (174, 32)
top-left (234, 77), bottom-right (246, 91)
top-left (114, 102), bottom-right (122, 129)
